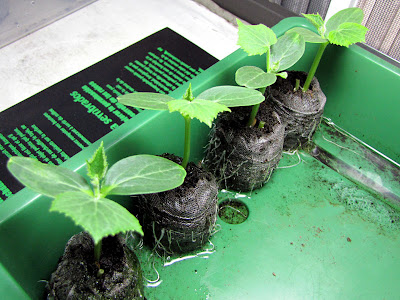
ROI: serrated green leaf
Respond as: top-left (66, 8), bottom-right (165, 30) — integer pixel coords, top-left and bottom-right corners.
top-left (270, 32), bottom-right (305, 72)
top-left (326, 7), bottom-right (364, 35)
top-left (287, 27), bottom-right (328, 43)
top-left (102, 155), bottom-right (186, 195)
top-left (168, 99), bottom-right (230, 127)
top-left (235, 66), bottom-right (276, 89)
top-left (118, 93), bottom-right (173, 110)
top-left (183, 83), bottom-right (194, 101)
top-left (87, 142), bottom-right (108, 181)
top-left (7, 157), bottom-right (91, 198)
top-left (50, 191), bottom-right (143, 244)
top-left (197, 85), bottom-right (266, 107)
top-left (302, 13), bottom-right (325, 35)
top-left (328, 22), bottom-right (368, 47)
top-left (237, 19), bottom-right (277, 55)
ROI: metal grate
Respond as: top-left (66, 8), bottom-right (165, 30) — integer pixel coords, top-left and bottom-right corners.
top-left (269, 0), bottom-right (331, 19)
top-left (357, 0), bottom-right (400, 62)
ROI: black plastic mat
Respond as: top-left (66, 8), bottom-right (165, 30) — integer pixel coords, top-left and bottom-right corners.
top-left (0, 28), bottom-right (218, 201)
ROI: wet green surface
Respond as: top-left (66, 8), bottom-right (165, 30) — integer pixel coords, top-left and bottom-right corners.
top-left (136, 148), bottom-right (400, 299)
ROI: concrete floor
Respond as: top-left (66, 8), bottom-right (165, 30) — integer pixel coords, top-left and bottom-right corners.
top-left (0, 0), bottom-right (239, 112)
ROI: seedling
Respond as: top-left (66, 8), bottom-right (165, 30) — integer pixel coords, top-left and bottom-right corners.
top-left (7, 142), bottom-right (186, 269)
top-left (235, 19), bottom-right (306, 126)
top-left (288, 7), bottom-right (368, 91)
top-left (118, 83), bottom-right (264, 168)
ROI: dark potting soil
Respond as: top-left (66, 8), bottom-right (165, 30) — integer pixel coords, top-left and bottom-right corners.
top-left (266, 71), bottom-right (326, 150)
top-left (203, 105), bottom-right (285, 192)
top-left (47, 232), bottom-right (144, 300)
top-left (270, 71), bottom-right (325, 113)
top-left (137, 154), bottom-right (218, 254)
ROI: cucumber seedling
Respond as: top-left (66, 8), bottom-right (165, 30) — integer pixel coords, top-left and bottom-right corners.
top-left (288, 7), bottom-right (368, 91)
top-left (118, 83), bottom-right (265, 168)
top-left (7, 142), bottom-right (186, 272)
top-left (235, 19), bottom-right (306, 126)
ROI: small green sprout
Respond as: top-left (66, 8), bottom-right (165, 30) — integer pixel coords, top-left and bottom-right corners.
top-left (236, 19), bottom-right (306, 126)
top-left (288, 7), bottom-right (368, 91)
top-left (7, 142), bottom-right (186, 266)
top-left (118, 83), bottom-right (264, 168)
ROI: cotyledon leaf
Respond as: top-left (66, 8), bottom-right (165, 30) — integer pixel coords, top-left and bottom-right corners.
top-left (50, 191), bottom-right (143, 244)
top-left (235, 67), bottom-right (276, 90)
top-left (197, 85), bottom-right (266, 106)
top-left (102, 155), bottom-right (186, 196)
top-left (7, 156), bottom-right (91, 198)
top-left (270, 32), bottom-right (305, 72)
top-left (118, 92), bottom-right (173, 110)
top-left (286, 27), bottom-right (328, 44)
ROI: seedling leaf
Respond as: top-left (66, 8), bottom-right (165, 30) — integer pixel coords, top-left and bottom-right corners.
top-left (287, 27), bottom-right (328, 43)
top-left (270, 32), bottom-right (305, 72)
top-left (326, 7), bottom-right (364, 34)
top-left (235, 66), bottom-right (276, 89)
top-left (103, 155), bottom-right (186, 195)
top-left (118, 93), bottom-right (173, 110)
top-left (168, 99), bottom-right (230, 127)
top-left (327, 22), bottom-right (367, 47)
top-left (87, 142), bottom-right (108, 181)
top-left (277, 71), bottom-right (288, 79)
top-left (183, 84), bottom-right (194, 101)
top-left (237, 19), bottom-right (277, 55)
top-left (7, 157), bottom-right (91, 198)
top-left (300, 7), bottom-right (367, 92)
top-left (50, 191), bottom-right (143, 244)
top-left (197, 85), bottom-right (265, 106)
top-left (302, 13), bottom-right (325, 35)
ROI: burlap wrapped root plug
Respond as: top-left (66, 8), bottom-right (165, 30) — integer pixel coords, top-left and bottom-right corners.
top-left (266, 71), bottom-right (326, 150)
top-left (204, 105), bottom-right (285, 192)
top-left (48, 232), bottom-right (144, 300)
top-left (137, 154), bottom-right (218, 254)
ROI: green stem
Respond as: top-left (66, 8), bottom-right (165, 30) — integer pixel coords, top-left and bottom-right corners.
top-left (266, 48), bottom-right (271, 73)
top-left (94, 239), bottom-right (102, 263)
top-left (181, 116), bottom-right (191, 169)
top-left (247, 45), bottom-right (270, 127)
top-left (303, 41), bottom-right (329, 92)
top-left (93, 177), bottom-right (100, 198)
top-left (247, 86), bottom-right (267, 127)
top-left (247, 104), bottom-right (260, 127)
top-left (294, 79), bottom-right (300, 91)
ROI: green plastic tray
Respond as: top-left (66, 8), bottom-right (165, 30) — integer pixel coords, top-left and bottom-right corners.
top-left (1, 17), bottom-right (399, 299)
